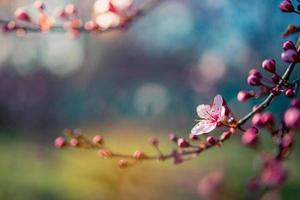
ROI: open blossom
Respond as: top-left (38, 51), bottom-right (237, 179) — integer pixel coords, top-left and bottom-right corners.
top-left (191, 95), bottom-right (226, 135)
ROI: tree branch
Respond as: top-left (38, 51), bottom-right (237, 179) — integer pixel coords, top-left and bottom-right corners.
top-left (58, 38), bottom-right (300, 165)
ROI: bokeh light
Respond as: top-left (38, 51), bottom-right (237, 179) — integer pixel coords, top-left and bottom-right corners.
top-left (133, 1), bottom-right (194, 53)
top-left (134, 83), bottom-right (169, 116)
top-left (40, 35), bottom-right (84, 75)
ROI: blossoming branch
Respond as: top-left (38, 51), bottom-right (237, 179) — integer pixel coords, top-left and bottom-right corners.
top-left (0, 0), bottom-right (162, 38)
top-left (52, 0), bottom-right (300, 197)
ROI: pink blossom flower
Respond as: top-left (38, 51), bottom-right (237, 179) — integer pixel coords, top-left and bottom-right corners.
top-left (191, 95), bottom-right (225, 135)
top-left (54, 137), bottom-right (66, 148)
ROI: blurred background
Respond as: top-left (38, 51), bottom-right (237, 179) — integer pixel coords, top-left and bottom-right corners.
top-left (1, 0), bottom-right (300, 199)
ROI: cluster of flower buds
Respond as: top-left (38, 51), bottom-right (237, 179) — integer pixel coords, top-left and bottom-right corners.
top-left (279, 0), bottom-right (300, 13)
top-left (252, 112), bottom-right (274, 127)
top-left (54, 128), bottom-right (104, 149)
top-left (237, 20), bottom-right (300, 192)
top-left (55, 4), bottom-right (82, 38)
top-left (166, 129), bottom-right (234, 165)
top-left (54, 128), bottom-right (155, 168)
top-left (4, 1), bottom-right (54, 34)
top-left (281, 40), bottom-right (300, 63)
top-left (174, 133), bottom-right (219, 149)
top-left (54, 126), bottom-right (236, 168)
top-left (238, 41), bottom-right (299, 103)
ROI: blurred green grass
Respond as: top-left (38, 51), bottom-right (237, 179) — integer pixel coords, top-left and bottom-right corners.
top-left (1, 122), bottom-right (300, 200)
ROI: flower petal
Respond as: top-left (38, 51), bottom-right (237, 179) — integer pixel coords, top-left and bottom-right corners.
top-left (191, 120), bottom-right (217, 135)
top-left (197, 104), bottom-right (212, 119)
top-left (211, 94), bottom-right (224, 117)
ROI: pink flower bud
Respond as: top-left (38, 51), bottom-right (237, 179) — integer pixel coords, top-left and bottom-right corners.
top-left (118, 159), bottom-right (129, 168)
top-left (284, 107), bottom-right (300, 128)
top-left (189, 133), bottom-right (198, 140)
top-left (57, 9), bottom-right (67, 19)
top-left (252, 113), bottom-right (263, 126)
top-left (271, 87), bottom-right (280, 96)
top-left (206, 136), bottom-right (216, 145)
top-left (261, 112), bottom-right (274, 125)
top-left (14, 8), bottom-right (31, 22)
top-left (92, 135), bottom-right (103, 145)
top-left (220, 131), bottom-right (231, 141)
top-left (247, 74), bottom-right (261, 86)
top-left (248, 69), bottom-right (262, 78)
top-left (262, 59), bottom-right (276, 73)
top-left (281, 49), bottom-right (299, 63)
top-left (285, 88), bottom-right (294, 97)
top-left (65, 4), bottom-right (77, 16)
top-left (252, 112), bottom-right (274, 126)
top-left (54, 137), bottom-right (66, 148)
top-left (271, 74), bottom-right (280, 84)
top-left (291, 98), bottom-right (300, 108)
top-left (149, 136), bottom-right (159, 146)
top-left (70, 138), bottom-right (79, 147)
top-left (65, 4), bottom-right (77, 15)
top-left (279, 0), bottom-right (294, 12)
top-left (84, 21), bottom-right (98, 31)
top-left (237, 91), bottom-right (254, 102)
top-left (2, 21), bottom-right (16, 32)
top-left (168, 133), bottom-right (177, 142)
top-left (98, 149), bottom-right (112, 158)
top-left (282, 40), bottom-right (296, 51)
top-left (177, 138), bottom-right (190, 148)
top-left (133, 150), bottom-right (146, 160)
top-left (242, 127), bottom-right (259, 146)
